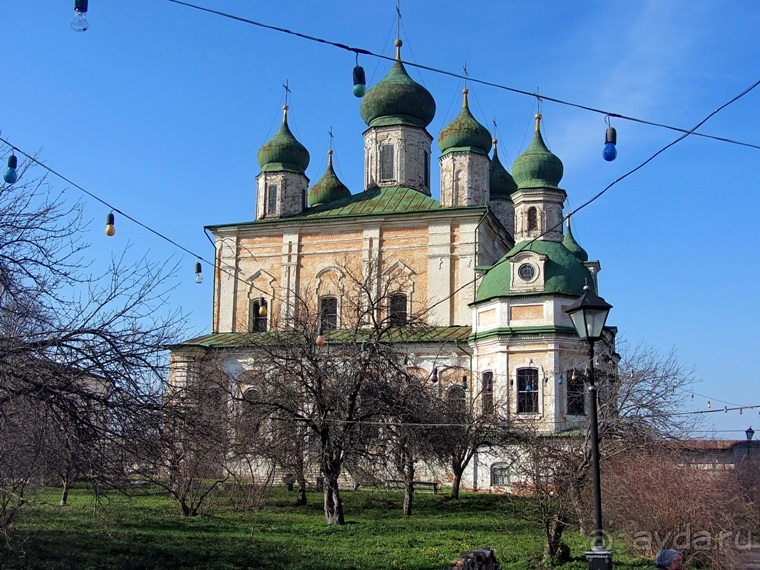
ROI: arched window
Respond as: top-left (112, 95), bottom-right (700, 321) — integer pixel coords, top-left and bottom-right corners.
top-left (527, 207), bottom-right (538, 231)
top-left (481, 371), bottom-right (494, 415)
top-left (267, 184), bottom-right (278, 214)
top-left (517, 368), bottom-right (539, 413)
top-left (319, 296), bottom-right (338, 331)
top-left (389, 293), bottom-right (408, 326)
top-left (249, 298), bottom-right (268, 332)
top-left (446, 384), bottom-right (467, 418)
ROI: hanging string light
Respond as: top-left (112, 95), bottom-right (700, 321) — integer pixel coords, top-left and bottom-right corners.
top-left (71, 0), bottom-right (89, 32)
top-left (105, 211), bottom-right (116, 236)
top-left (461, 375), bottom-right (468, 390)
top-left (352, 53), bottom-right (366, 98)
top-left (3, 152), bottom-right (18, 184)
top-left (603, 115), bottom-right (618, 161)
top-left (430, 367), bottom-right (438, 384)
top-left (315, 324), bottom-right (326, 347)
top-left (258, 297), bottom-right (267, 316)
top-left (194, 260), bottom-right (204, 284)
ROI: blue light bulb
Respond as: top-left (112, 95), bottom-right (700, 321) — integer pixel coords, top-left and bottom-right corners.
top-left (602, 126), bottom-right (617, 162)
top-left (4, 154), bottom-right (18, 184)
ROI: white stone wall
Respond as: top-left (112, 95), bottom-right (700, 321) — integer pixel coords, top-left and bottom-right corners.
top-left (255, 171), bottom-right (308, 220)
top-left (439, 152), bottom-right (490, 208)
top-left (363, 125), bottom-right (433, 193)
top-left (512, 188), bottom-right (566, 243)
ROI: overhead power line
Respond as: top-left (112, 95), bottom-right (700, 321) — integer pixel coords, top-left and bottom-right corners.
top-left (168, 0), bottom-right (760, 152)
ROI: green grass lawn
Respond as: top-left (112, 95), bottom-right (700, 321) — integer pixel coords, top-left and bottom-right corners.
top-left (1, 486), bottom-right (652, 570)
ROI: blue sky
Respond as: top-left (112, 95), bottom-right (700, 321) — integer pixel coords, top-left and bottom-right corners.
top-left (3, 1), bottom-right (759, 439)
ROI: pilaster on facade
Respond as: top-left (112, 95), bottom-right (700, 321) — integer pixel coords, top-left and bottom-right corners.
top-left (279, 232), bottom-right (300, 327)
top-left (215, 231), bottom-right (240, 333)
top-left (427, 221), bottom-right (453, 326)
top-left (361, 227), bottom-right (382, 321)
top-left (439, 152), bottom-right (490, 208)
top-left (363, 125), bottom-right (432, 194)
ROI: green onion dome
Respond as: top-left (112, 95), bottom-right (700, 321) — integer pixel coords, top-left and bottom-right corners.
top-left (257, 106), bottom-right (310, 174)
top-left (489, 139), bottom-right (518, 199)
top-left (360, 40), bottom-right (436, 129)
top-left (562, 216), bottom-right (589, 262)
top-left (511, 114), bottom-right (563, 190)
top-left (437, 89), bottom-right (492, 155)
top-left (475, 240), bottom-right (592, 302)
top-left (308, 151), bottom-right (351, 207)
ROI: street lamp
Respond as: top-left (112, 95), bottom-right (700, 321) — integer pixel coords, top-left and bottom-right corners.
top-left (565, 284), bottom-right (613, 570)
top-left (747, 426), bottom-right (755, 460)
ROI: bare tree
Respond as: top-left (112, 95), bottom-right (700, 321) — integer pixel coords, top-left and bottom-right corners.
top-left (513, 341), bottom-right (700, 562)
top-left (213, 258), bottom-right (435, 525)
top-left (604, 447), bottom-right (755, 569)
top-left (0, 151), bottom-right (186, 527)
top-left (431, 382), bottom-right (516, 500)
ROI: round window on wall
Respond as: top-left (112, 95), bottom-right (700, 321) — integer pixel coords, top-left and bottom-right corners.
top-left (517, 263), bottom-right (536, 282)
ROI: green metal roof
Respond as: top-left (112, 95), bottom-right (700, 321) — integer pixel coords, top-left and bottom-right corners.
top-left (208, 187), bottom-right (493, 231)
top-left (475, 239), bottom-right (592, 302)
top-left (174, 326), bottom-right (473, 349)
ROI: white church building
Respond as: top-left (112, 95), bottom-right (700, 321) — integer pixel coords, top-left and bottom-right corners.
top-left (170, 39), bottom-right (616, 491)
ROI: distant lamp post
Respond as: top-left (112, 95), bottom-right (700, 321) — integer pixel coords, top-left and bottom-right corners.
top-left (565, 284), bottom-right (613, 570)
top-left (747, 426), bottom-right (755, 460)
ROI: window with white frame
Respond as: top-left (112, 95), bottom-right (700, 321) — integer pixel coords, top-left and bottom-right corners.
top-left (517, 368), bottom-right (539, 414)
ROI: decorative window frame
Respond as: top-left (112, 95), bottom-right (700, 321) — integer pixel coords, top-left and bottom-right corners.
top-left (246, 269), bottom-right (277, 332)
top-left (509, 251), bottom-right (547, 293)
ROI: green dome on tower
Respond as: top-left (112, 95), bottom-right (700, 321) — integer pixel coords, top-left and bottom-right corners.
top-left (308, 151), bottom-right (351, 207)
top-left (511, 114), bottom-right (563, 189)
top-left (475, 240), bottom-right (593, 302)
top-left (257, 106), bottom-right (310, 174)
top-left (438, 89), bottom-right (492, 155)
top-left (489, 139), bottom-right (517, 199)
top-left (360, 40), bottom-right (436, 129)
top-left (562, 217), bottom-right (589, 262)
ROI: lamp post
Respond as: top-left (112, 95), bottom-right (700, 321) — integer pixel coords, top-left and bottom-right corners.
top-left (747, 426), bottom-right (754, 460)
top-left (565, 284), bottom-right (613, 570)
